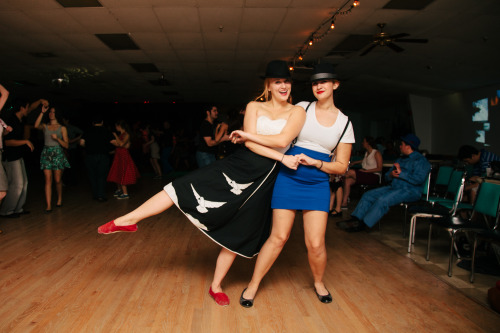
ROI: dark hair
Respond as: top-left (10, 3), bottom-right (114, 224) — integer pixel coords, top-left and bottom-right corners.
top-left (91, 113), bottom-right (104, 124)
top-left (364, 136), bottom-right (375, 148)
top-left (115, 119), bottom-right (131, 134)
top-left (458, 145), bottom-right (479, 160)
top-left (41, 106), bottom-right (63, 124)
top-left (203, 105), bottom-right (216, 115)
top-left (12, 98), bottom-right (30, 112)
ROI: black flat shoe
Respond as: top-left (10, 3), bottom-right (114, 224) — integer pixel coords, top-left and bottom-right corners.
top-left (329, 209), bottom-right (342, 218)
top-left (56, 203), bottom-right (62, 207)
top-left (345, 221), bottom-right (367, 233)
top-left (239, 288), bottom-right (254, 308)
top-left (314, 288), bottom-right (333, 304)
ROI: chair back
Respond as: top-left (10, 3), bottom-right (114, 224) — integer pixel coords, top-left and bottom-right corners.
top-left (446, 169), bottom-right (465, 199)
top-left (434, 165), bottom-right (453, 186)
top-left (422, 171), bottom-right (432, 201)
top-left (450, 174), bottom-right (466, 216)
top-left (474, 181), bottom-right (500, 219)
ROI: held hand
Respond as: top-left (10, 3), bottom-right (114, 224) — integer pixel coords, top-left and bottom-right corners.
top-left (282, 154), bottom-right (300, 170)
top-left (40, 99), bottom-right (49, 107)
top-left (4, 126), bottom-right (12, 134)
top-left (41, 105), bottom-right (49, 113)
top-left (229, 130), bottom-right (249, 144)
top-left (297, 153), bottom-right (315, 166)
top-left (26, 140), bottom-right (34, 152)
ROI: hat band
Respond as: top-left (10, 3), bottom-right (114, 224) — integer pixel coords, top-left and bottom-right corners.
top-left (311, 73), bottom-right (338, 82)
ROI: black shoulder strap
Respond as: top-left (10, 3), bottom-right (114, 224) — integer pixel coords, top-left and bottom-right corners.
top-left (291, 102), bottom-right (313, 146)
top-left (331, 119), bottom-right (350, 154)
top-left (305, 101), bottom-right (313, 112)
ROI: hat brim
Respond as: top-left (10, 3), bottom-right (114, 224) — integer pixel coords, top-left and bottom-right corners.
top-left (310, 73), bottom-right (338, 82)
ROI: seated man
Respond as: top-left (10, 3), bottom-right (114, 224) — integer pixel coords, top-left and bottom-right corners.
top-left (341, 134), bottom-right (431, 232)
top-left (458, 145), bottom-right (500, 203)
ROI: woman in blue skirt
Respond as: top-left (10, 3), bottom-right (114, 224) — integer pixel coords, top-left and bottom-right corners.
top-left (234, 63), bottom-right (355, 307)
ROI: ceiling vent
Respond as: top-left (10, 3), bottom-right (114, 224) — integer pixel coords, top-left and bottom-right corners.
top-left (130, 63), bottom-right (159, 73)
top-left (55, 0), bottom-right (102, 7)
top-left (95, 34), bottom-right (139, 50)
top-left (383, 0), bottom-right (435, 10)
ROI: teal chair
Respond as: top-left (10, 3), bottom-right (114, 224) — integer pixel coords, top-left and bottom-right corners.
top-left (469, 181), bottom-right (500, 282)
top-left (429, 169), bottom-right (473, 211)
top-left (407, 172), bottom-right (465, 253)
top-left (401, 170), bottom-right (431, 238)
top-left (426, 180), bottom-right (500, 277)
top-left (431, 165), bottom-right (453, 197)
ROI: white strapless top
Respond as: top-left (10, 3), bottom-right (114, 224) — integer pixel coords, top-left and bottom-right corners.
top-left (256, 116), bottom-right (289, 154)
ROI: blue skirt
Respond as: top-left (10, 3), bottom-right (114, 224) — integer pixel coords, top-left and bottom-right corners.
top-left (271, 146), bottom-right (330, 212)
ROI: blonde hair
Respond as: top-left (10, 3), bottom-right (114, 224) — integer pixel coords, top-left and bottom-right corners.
top-left (254, 78), bottom-right (292, 103)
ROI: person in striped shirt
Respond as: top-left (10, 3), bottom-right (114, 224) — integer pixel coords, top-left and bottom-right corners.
top-left (458, 145), bottom-right (500, 202)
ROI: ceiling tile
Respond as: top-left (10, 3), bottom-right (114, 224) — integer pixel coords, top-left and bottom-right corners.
top-left (155, 7), bottom-right (200, 33)
top-left (66, 8), bottom-right (123, 32)
top-left (240, 8), bottom-right (287, 33)
top-left (109, 8), bottom-right (163, 32)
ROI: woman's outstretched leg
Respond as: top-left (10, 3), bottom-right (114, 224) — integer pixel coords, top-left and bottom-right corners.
top-left (209, 248), bottom-right (237, 306)
top-left (98, 191), bottom-right (174, 233)
top-left (242, 209), bottom-right (295, 302)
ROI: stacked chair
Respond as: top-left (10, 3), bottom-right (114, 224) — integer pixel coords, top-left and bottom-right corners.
top-left (406, 168), bottom-right (466, 252)
top-left (469, 181), bottom-right (500, 282)
top-left (426, 180), bottom-right (500, 277)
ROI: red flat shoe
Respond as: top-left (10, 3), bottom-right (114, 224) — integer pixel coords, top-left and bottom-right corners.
top-left (98, 220), bottom-right (137, 234)
top-left (209, 287), bottom-right (230, 306)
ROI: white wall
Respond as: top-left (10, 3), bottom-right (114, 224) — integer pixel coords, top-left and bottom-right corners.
top-left (429, 84), bottom-right (500, 156)
top-left (409, 95), bottom-right (432, 153)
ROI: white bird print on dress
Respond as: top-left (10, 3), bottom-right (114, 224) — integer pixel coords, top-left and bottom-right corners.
top-left (223, 172), bottom-right (252, 195)
top-left (191, 184), bottom-right (225, 213)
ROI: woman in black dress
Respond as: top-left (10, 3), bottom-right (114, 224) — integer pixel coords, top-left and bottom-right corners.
top-left (97, 60), bottom-right (306, 306)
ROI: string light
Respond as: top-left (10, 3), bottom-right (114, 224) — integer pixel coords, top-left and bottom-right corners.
top-left (292, 0), bottom-right (360, 64)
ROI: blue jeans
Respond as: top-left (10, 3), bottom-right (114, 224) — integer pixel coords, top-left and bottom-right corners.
top-left (352, 186), bottom-right (420, 228)
top-left (0, 158), bottom-right (28, 215)
top-left (196, 151), bottom-right (216, 168)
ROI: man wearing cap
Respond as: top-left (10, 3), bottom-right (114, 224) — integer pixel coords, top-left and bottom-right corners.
top-left (342, 133), bottom-right (430, 232)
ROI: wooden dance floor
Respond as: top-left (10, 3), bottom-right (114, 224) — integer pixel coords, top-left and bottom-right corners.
top-left (1, 176), bottom-right (499, 332)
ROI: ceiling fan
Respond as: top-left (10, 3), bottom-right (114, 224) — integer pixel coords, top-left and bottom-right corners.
top-left (360, 23), bottom-right (428, 56)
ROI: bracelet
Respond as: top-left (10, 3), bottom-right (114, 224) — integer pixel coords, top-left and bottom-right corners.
top-left (281, 154), bottom-right (285, 163)
top-left (318, 160), bottom-right (323, 169)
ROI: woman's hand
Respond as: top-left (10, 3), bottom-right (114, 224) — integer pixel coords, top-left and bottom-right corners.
top-left (51, 133), bottom-right (58, 140)
top-left (282, 154), bottom-right (300, 170)
top-left (229, 130), bottom-right (250, 144)
top-left (297, 153), bottom-right (317, 167)
top-left (41, 105), bottom-right (49, 113)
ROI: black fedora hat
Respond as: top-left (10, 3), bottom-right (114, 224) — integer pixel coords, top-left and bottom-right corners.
top-left (310, 63), bottom-right (338, 82)
top-left (261, 60), bottom-right (291, 79)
